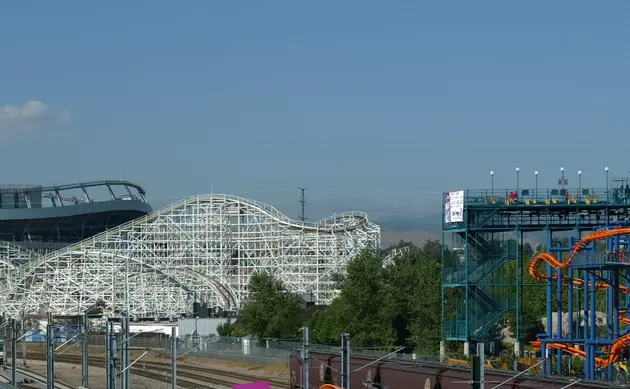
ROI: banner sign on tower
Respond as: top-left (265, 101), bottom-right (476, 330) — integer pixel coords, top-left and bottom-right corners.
top-left (444, 190), bottom-right (464, 223)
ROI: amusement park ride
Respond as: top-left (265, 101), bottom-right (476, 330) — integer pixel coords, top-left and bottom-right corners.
top-left (442, 168), bottom-right (630, 382)
top-left (528, 227), bottom-right (630, 380)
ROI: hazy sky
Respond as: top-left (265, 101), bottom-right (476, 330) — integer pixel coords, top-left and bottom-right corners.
top-left (1, 2), bottom-right (628, 219)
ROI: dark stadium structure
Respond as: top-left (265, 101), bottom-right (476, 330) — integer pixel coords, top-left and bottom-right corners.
top-left (0, 180), bottom-right (152, 254)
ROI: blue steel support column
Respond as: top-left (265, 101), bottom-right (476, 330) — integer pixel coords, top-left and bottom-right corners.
top-left (606, 236), bottom-right (614, 381)
top-left (627, 267), bottom-right (630, 364)
top-left (568, 267), bottom-right (574, 340)
top-left (570, 236), bottom-right (581, 341)
top-left (606, 271), bottom-right (613, 380)
top-left (608, 267), bottom-right (620, 381)
top-left (465, 230), bottom-right (469, 342)
top-left (567, 265), bottom-right (574, 375)
top-left (606, 237), bottom-right (614, 334)
top-left (583, 268), bottom-right (589, 346)
top-left (582, 269), bottom-right (590, 380)
top-left (440, 196), bottom-right (446, 341)
top-left (440, 230), bottom-right (445, 340)
top-left (556, 262), bottom-right (563, 375)
top-left (520, 229), bottom-right (523, 350)
top-left (590, 271), bottom-right (597, 380)
top-left (612, 270), bottom-right (620, 338)
top-left (544, 229), bottom-right (553, 375)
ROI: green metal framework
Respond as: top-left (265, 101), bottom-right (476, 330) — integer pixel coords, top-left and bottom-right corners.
top-left (441, 185), bottom-right (630, 344)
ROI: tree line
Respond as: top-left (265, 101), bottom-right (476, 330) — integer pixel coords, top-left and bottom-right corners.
top-left (217, 239), bottom-right (562, 357)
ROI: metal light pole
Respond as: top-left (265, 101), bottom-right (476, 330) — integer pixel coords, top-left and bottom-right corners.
top-left (46, 312), bottom-right (55, 389)
top-left (10, 319), bottom-right (16, 386)
top-left (535, 171), bottom-right (539, 198)
top-left (516, 167), bottom-right (520, 194)
top-left (605, 167), bottom-right (610, 202)
top-left (301, 328), bottom-right (310, 389)
top-left (21, 313), bottom-right (27, 367)
top-left (561, 167), bottom-right (565, 190)
top-left (340, 333), bottom-right (350, 389)
top-left (81, 314), bottom-right (88, 389)
top-left (171, 326), bottom-right (177, 389)
top-left (490, 171), bottom-right (494, 196)
top-left (578, 170), bottom-right (582, 199)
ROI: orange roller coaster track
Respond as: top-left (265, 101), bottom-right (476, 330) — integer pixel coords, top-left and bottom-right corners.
top-left (528, 228), bottom-right (630, 283)
top-left (527, 228), bottom-right (630, 368)
top-left (547, 334), bottom-right (630, 369)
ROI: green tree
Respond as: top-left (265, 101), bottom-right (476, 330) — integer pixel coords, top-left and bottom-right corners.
top-left (311, 249), bottom-right (397, 348)
top-left (407, 241), bottom-right (443, 354)
top-left (312, 241), bottom-right (445, 354)
top-left (216, 318), bottom-right (239, 336)
top-left (381, 241), bottom-right (442, 354)
top-left (236, 272), bottom-right (304, 339)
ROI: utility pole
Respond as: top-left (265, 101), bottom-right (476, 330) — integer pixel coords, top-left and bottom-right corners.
top-left (471, 355), bottom-right (481, 389)
top-left (340, 333), bottom-right (350, 389)
top-left (120, 316), bottom-right (129, 389)
top-left (10, 318), bottom-right (16, 386)
top-left (301, 327), bottom-right (309, 389)
top-left (171, 326), bottom-right (177, 389)
top-left (81, 314), bottom-right (88, 389)
top-left (46, 312), bottom-right (55, 389)
top-left (106, 320), bottom-right (116, 389)
top-left (298, 187), bottom-right (308, 222)
top-left (476, 343), bottom-right (485, 389)
top-left (2, 314), bottom-right (7, 371)
top-left (21, 312), bottom-right (27, 367)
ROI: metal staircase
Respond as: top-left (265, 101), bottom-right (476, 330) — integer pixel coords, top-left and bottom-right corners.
top-left (473, 311), bottom-right (508, 339)
top-left (469, 284), bottom-right (501, 311)
top-left (474, 208), bottom-right (503, 229)
top-left (467, 284), bottom-right (509, 340)
top-left (459, 232), bottom-right (516, 340)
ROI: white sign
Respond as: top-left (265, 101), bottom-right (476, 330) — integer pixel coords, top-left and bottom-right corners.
top-left (444, 190), bottom-right (464, 223)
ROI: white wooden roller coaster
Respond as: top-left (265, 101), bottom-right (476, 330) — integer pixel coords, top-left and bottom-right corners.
top-left (0, 194), bottom-right (380, 317)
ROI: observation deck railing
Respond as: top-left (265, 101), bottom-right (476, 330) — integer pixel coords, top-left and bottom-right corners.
top-left (462, 187), bottom-right (630, 208)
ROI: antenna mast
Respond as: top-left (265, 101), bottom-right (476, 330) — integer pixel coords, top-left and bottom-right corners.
top-left (298, 187), bottom-right (308, 222)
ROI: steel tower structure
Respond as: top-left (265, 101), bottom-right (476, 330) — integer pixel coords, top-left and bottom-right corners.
top-left (441, 170), bottom-right (630, 360)
top-left (529, 226), bottom-right (630, 381)
top-left (0, 194), bottom-right (380, 317)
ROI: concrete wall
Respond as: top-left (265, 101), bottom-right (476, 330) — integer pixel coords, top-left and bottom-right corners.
top-left (178, 318), bottom-right (228, 337)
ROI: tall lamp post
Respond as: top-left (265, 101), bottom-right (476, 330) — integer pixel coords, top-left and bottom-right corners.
top-left (516, 167), bottom-right (520, 194)
top-left (578, 170), bottom-right (582, 199)
top-left (605, 167), bottom-right (610, 202)
top-left (535, 171), bottom-right (539, 198)
top-left (490, 171), bottom-right (495, 196)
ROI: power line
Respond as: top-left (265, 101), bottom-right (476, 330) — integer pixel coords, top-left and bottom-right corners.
top-left (298, 187), bottom-right (308, 222)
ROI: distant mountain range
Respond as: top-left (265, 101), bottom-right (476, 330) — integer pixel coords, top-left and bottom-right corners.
top-left (374, 213), bottom-right (546, 249)
top-left (375, 214), bottom-right (442, 247)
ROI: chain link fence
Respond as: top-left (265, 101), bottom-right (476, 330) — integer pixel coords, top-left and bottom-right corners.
top-left (83, 333), bottom-right (440, 367)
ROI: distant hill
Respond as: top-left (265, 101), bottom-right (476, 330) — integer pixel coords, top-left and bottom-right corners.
top-left (376, 214), bottom-right (442, 247)
top-left (375, 214), bottom-right (546, 249)
top-left (381, 229), bottom-right (441, 247)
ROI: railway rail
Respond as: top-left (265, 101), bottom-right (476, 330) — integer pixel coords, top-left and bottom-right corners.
top-left (18, 353), bottom-right (288, 389)
top-left (0, 366), bottom-right (75, 389)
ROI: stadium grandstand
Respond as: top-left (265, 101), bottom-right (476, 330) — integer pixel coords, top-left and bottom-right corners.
top-left (0, 180), bottom-right (152, 254)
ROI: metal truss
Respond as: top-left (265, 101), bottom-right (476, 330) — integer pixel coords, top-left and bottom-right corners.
top-left (0, 194), bottom-right (381, 317)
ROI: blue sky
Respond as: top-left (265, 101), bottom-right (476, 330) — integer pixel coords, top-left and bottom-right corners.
top-left (1, 2), bottom-right (628, 219)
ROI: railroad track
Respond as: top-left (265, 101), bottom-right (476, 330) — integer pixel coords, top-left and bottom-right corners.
top-left (18, 352), bottom-right (289, 389)
top-left (0, 366), bottom-right (75, 389)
